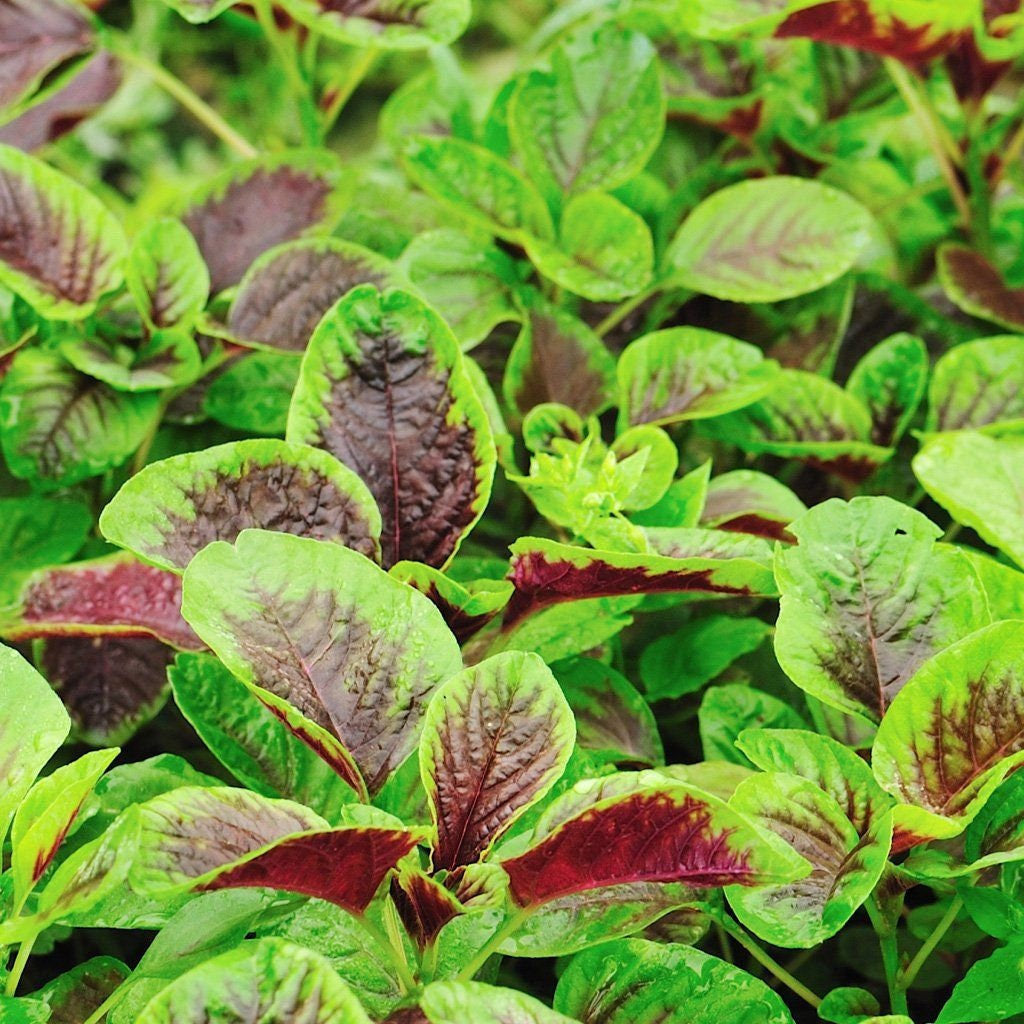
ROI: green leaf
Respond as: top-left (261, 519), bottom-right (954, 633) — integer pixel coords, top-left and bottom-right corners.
top-left (400, 228), bottom-right (522, 350)
top-left (276, 0), bottom-right (469, 48)
top-left (703, 369), bottom-right (891, 482)
top-left (0, 497), bottom-right (90, 574)
top-left (935, 937), bottom-right (1024, 1023)
top-left (287, 285), bottom-right (496, 568)
top-left (101, 438), bottom-right (382, 572)
top-left (963, 772), bottom-right (1024, 872)
top-left (726, 773), bottom-right (893, 947)
top-left (926, 336), bottom-right (1024, 435)
top-left (937, 243), bottom-right (1024, 333)
top-left (818, 987), bottom-right (881, 1024)
top-left (420, 651), bottom-right (574, 870)
top-left (640, 615), bottom-right (771, 703)
top-left (617, 327), bottom-right (778, 429)
top-left (125, 218), bottom-right (209, 330)
top-left (699, 470), bottom-right (806, 542)
top-left (203, 351), bottom-right (300, 436)
top-left (170, 653), bottom-right (360, 821)
top-left (667, 176), bottom-right (872, 303)
top-left (846, 333), bottom-right (928, 447)
top-left (421, 981), bottom-right (577, 1024)
top-left (135, 938), bottom-right (372, 1023)
top-left (11, 747), bottom-right (118, 908)
top-left (0, 997), bottom-right (48, 1023)
top-left (0, 143), bottom-right (126, 318)
top-left (631, 460), bottom-right (711, 530)
top-left (913, 432), bottom-right (1024, 568)
top-left (0, 644), bottom-right (70, 844)
top-left (31, 956), bottom-right (130, 1024)
top-left (509, 25), bottom-right (664, 200)
top-left (699, 684), bottom-right (807, 766)
top-left (404, 136), bottom-right (554, 243)
top-left (525, 192), bottom-right (654, 302)
top-left (181, 530), bottom-right (462, 792)
top-left (555, 938), bottom-right (796, 1024)
top-left (774, 497), bottom-right (987, 722)
top-left (0, 348), bottom-right (160, 487)
top-left (503, 303), bottom-right (616, 418)
top-left (873, 621), bottom-right (1024, 845)
top-left (61, 329), bottom-right (202, 393)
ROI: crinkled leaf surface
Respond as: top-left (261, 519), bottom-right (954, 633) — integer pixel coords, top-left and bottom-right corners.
top-left (845, 333), bottom-right (928, 447)
top-left (181, 530), bottom-right (462, 792)
top-left (420, 981), bottom-right (577, 1024)
top-left (926, 336), bottom-right (1024, 434)
top-left (101, 438), bottom-right (382, 572)
top-left (288, 286), bottom-right (495, 568)
top-left (667, 177), bottom-right (872, 303)
top-left (937, 243), bottom-right (1024, 332)
top-left (125, 218), bottom-right (209, 330)
top-left (774, 497), bottom-right (988, 722)
top-left (420, 651), bottom-right (574, 870)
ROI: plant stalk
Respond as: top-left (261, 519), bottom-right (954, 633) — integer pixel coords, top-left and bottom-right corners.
top-left (455, 911), bottom-right (527, 982)
top-left (4, 935), bottom-right (36, 997)
top-left (868, 899), bottom-right (909, 1016)
top-left (899, 897), bottom-right (963, 992)
top-left (321, 46), bottom-right (379, 133)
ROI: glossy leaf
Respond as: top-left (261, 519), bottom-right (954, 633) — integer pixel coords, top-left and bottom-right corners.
top-left (845, 333), bottom-right (928, 447)
top-left (228, 237), bottom-right (395, 353)
top-left (276, 0), bottom-right (469, 48)
top-left (420, 981), bottom-right (576, 1024)
top-left (617, 327), bottom-right (778, 428)
top-left (0, 143), bottom-right (126, 318)
top-left (420, 651), bottom-right (574, 870)
top-left (101, 438), bottom-right (382, 572)
top-left (774, 497), bottom-right (987, 722)
top-left (288, 285), bottom-right (495, 568)
top-left (182, 152), bottom-right (345, 293)
top-left (699, 684), bottom-right (807, 766)
top-left (181, 530), bottom-right (462, 792)
top-left (926, 336), bottom-right (1024, 434)
top-left (125, 218), bottom-right (209, 330)
top-left (937, 243), bottom-right (1024, 332)
top-left (667, 177), bottom-right (872, 303)
top-left (935, 937), bottom-right (1024, 1023)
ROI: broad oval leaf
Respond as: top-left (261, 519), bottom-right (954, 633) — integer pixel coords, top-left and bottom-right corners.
top-left (0, 144), bottom-right (126, 318)
top-left (873, 621), bottom-right (1024, 844)
top-left (699, 470), bottom-right (806, 542)
top-left (101, 438), bottom-right (382, 573)
top-left (135, 938), bottom-right (371, 1024)
top-left (182, 151), bottom-right (345, 294)
top-left (276, 0), bottom-right (469, 49)
top-left (60, 329), bottom-right (202, 394)
top-left (288, 285), bottom-right (496, 568)
top-left (0, 348), bottom-right (160, 486)
top-left (926, 336), bottom-right (1024, 435)
top-left (555, 938), bottom-right (796, 1024)
top-left (181, 530), bottom-right (463, 793)
top-left (846, 333), bottom-right (928, 447)
top-left (421, 981), bottom-right (576, 1024)
top-left (774, 497), bottom-right (988, 722)
top-left (420, 651), bottom-right (574, 871)
top-left (617, 327), bottom-right (778, 428)
top-left (228, 237), bottom-right (396, 353)
top-left (937, 242), bottom-right (1024, 332)
top-left (667, 176), bottom-right (872, 303)
top-left (203, 350), bottom-right (299, 435)
top-left (125, 218), bottom-right (209, 331)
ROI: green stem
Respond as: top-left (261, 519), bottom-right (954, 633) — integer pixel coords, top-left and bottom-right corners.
top-left (321, 46), bottom-right (379, 133)
top-left (81, 985), bottom-right (128, 1024)
top-left (355, 912), bottom-right (417, 995)
top-left (4, 934), bottom-right (36, 997)
top-left (868, 900), bottom-right (909, 1016)
top-left (112, 40), bottom-right (258, 158)
top-left (717, 917), bottom-right (822, 1009)
top-left (595, 284), bottom-right (662, 338)
top-left (899, 897), bottom-right (963, 992)
top-left (455, 911), bottom-right (527, 982)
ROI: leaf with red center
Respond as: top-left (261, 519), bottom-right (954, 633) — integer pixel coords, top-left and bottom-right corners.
top-left (501, 774), bottom-right (808, 909)
top-left (131, 785), bottom-right (419, 911)
top-left (0, 144), bottom-right (126, 318)
top-left (3, 554), bottom-right (203, 650)
top-left (181, 530), bottom-right (462, 793)
top-left (774, 497), bottom-right (988, 723)
top-left (0, 0), bottom-right (93, 111)
top-left (503, 302), bottom-right (616, 419)
top-left (926, 336), bottom-right (1024, 435)
top-left (774, 0), bottom-right (968, 62)
top-left (420, 651), bottom-right (574, 871)
top-left (938, 244), bottom-right (1024, 332)
top-left (276, 0), bottom-right (469, 49)
top-left (391, 867), bottom-right (464, 948)
top-left (502, 536), bottom-right (776, 630)
top-left (699, 470), bottom-right (806, 543)
top-left (101, 439), bottom-right (382, 573)
top-left (846, 333), bottom-right (928, 447)
top-left (872, 621), bottom-right (1024, 845)
top-left (287, 285), bottom-right (495, 568)
top-left (228, 238), bottom-right (396, 353)
top-left (40, 635), bottom-right (174, 744)
top-left (0, 52), bottom-right (122, 153)
top-left (182, 152), bottom-right (345, 294)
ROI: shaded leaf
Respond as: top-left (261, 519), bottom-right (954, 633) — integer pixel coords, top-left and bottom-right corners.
top-left (421, 981), bottom-right (576, 1024)
top-left (926, 336), bottom-right (1024, 434)
top-left (203, 350), bottom-right (299, 435)
top-left (937, 242), bottom-right (1024, 332)
top-left (846, 333), bottom-right (928, 447)
top-left (0, 496), bottom-right (90, 573)
top-left (276, 0), bottom-right (469, 48)
top-left (699, 684), bottom-right (807, 766)
top-left (699, 470), bottom-right (806, 542)
top-left (31, 957), bottom-right (130, 1024)
top-left (125, 218), bottom-right (209, 331)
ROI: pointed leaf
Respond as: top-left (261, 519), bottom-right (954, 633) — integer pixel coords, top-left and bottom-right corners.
top-left (125, 218), bottom-right (209, 330)
top-left (0, 144), bottom-right (126, 317)
top-left (135, 939), bottom-right (371, 1024)
top-left (182, 152), bottom-right (345, 293)
top-left (101, 438), bottom-right (382, 572)
top-left (963, 773), bottom-right (1024, 871)
top-left (555, 939), bottom-right (796, 1024)
top-left (421, 981), bottom-right (576, 1024)
top-left (420, 651), bottom-right (574, 871)
top-left (926, 336), bottom-right (1024, 434)
top-left (228, 237), bottom-right (396, 353)
top-left (181, 530), bottom-right (462, 792)
top-left (617, 327), bottom-right (778, 428)
top-left (937, 243), bottom-right (1024, 332)
top-left (391, 866), bottom-right (464, 948)
top-left (276, 0), bottom-right (468, 48)
top-left (667, 177), bottom-right (872, 303)
top-left (846, 333), bottom-right (928, 447)
top-left (935, 937), bottom-right (1024, 1024)
top-left (774, 497), bottom-right (987, 722)
top-left (699, 470), bottom-right (806, 542)
top-left (288, 285), bottom-right (495, 568)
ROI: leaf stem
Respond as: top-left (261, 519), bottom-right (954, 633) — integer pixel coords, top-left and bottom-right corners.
top-left (454, 911), bottom-right (527, 981)
top-left (899, 896), bottom-right (962, 992)
top-left (867, 899), bottom-right (909, 1016)
top-left (81, 985), bottom-right (128, 1024)
top-left (595, 285), bottom-right (661, 338)
top-left (4, 934), bottom-right (36, 997)
top-left (112, 40), bottom-right (258, 158)
top-left (355, 911), bottom-right (418, 995)
top-left (884, 58), bottom-right (970, 231)
top-left (717, 916), bottom-right (822, 1009)
top-left (321, 46), bottom-right (379, 134)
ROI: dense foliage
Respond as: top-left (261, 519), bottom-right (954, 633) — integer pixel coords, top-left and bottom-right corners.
top-left (8, 0), bottom-right (1024, 1021)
